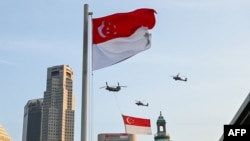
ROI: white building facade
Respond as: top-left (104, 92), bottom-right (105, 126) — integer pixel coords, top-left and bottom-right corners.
top-left (98, 133), bottom-right (137, 141)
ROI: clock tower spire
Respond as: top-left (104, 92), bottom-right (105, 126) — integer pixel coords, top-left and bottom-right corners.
top-left (154, 111), bottom-right (171, 141)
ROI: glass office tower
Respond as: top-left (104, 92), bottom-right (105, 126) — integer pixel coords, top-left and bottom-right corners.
top-left (22, 98), bottom-right (43, 141)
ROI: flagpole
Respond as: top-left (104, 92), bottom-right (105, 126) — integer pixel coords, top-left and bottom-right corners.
top-left (81, 3), bottom-right (89, 141)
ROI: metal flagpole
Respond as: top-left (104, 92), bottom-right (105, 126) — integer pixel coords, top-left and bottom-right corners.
top-left (81, 3), bottom-right (89, 141)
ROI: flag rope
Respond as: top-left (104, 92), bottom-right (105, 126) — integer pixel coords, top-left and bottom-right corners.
top-left (113, 93), bottom-right (123, 115)
top-left (89, 73), bottom-right (94, 141)
top-left (89, 12), bottom-right (94, 141)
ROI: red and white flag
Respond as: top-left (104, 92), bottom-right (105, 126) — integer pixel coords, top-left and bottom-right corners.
top-left (122, 114), bottom-right (152, 135)
top-left (92, 8), bottom-right (156, 70)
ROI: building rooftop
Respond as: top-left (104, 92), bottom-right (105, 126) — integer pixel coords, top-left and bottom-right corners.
top-left (219, 92), bottom-right (250, 141)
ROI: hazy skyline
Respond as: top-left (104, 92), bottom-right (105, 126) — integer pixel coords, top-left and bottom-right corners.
top-left (1, 0), bottom-right (250, 141)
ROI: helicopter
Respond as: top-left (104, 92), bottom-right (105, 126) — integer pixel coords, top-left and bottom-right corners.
top-left (171, 73), bottom-right (187, 82)
top-left (100, 82), bottom-right (127, 92)
top-left (135, 100), bottom-right (149, 106)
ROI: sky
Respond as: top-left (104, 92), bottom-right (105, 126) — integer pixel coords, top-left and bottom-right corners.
top-left (1, 0), bottom-right (250, 141)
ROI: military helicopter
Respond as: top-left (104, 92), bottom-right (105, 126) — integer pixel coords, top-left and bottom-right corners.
top-left (135, 100), bottom-right (149, 106)
top-left (171, 73), bottom-right (187, 82)
top-left (100, 82), bottom-right (127, 92)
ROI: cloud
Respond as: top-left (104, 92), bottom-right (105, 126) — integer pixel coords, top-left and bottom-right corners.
top-left (0, 58), bottom-right (13, 65)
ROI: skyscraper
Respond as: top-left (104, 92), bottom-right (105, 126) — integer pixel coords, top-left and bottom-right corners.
top-left (22, 98), bottom-right (43, 141)
top-left (41, 65), bottom-right (75, 141)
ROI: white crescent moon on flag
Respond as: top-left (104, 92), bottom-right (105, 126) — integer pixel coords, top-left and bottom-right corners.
top-left (126, 117), bottom-right (133, 124)
top-left (98, 21), bottom-right (107, 38)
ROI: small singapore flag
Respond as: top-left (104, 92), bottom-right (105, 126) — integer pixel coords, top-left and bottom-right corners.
top-left (122, 114), bottom-right (152, 135)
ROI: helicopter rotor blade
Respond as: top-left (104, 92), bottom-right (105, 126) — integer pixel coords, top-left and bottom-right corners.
top-left (100, 86), bottom-right (106, 89)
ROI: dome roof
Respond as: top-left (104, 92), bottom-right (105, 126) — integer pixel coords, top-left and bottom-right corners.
top-left (0, 125), bottom-right (12, 141)
top-left (157, 111), bottom-right (166, 122)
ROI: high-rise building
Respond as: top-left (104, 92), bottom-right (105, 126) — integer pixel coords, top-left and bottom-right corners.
top-left (41, 65), bottom-right (75, 141)
top-left (154, 112), bottom-right (171, 141)
top-left (0, 124), bottom-right (12, 141)
top-left (22, 98), bottom-right (43, 141)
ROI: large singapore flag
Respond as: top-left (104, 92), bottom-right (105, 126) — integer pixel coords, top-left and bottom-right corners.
top-left (92, 8), bottom-right (156, 70)
top-left (122, 114), bottom-right (152, 135)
